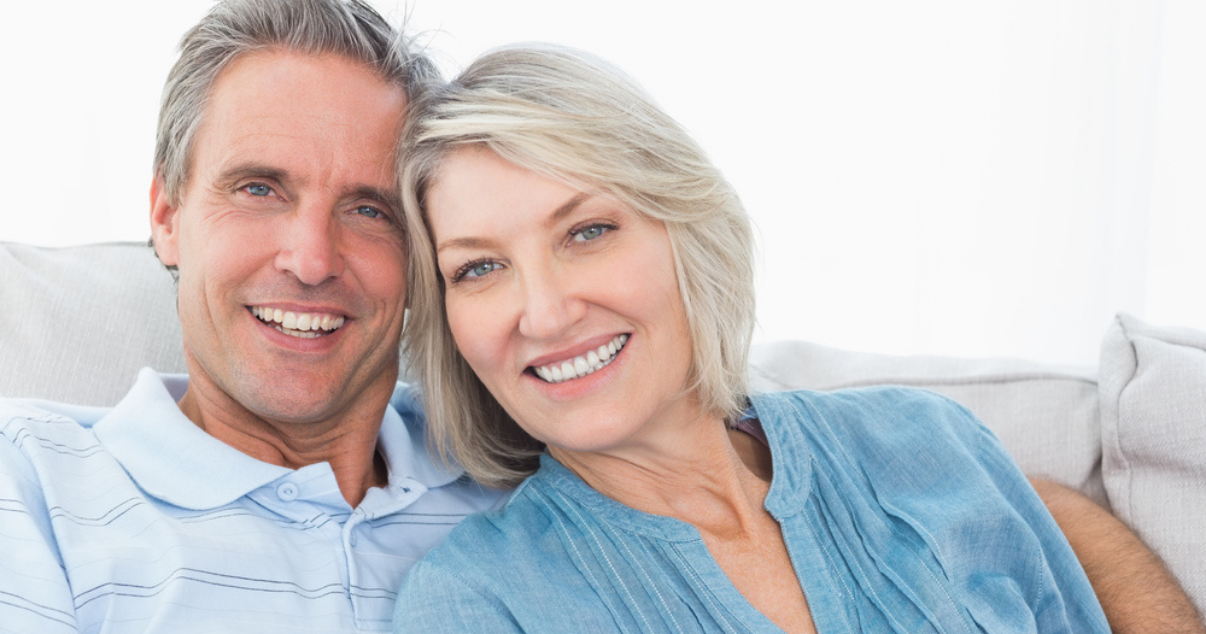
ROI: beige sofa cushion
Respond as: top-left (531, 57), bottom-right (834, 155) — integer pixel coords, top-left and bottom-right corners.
top-left (749, 340), bottom-right (1104, 504)
top-left (1099, 313), bottom-right (1206, 614)
top-left (0, 242), bottom-right (185, 405)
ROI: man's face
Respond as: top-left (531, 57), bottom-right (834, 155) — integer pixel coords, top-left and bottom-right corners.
top-left (150, 50), bottom-right (409, 426)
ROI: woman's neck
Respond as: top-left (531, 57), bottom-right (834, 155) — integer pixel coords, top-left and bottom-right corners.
top-left (549, 414), bottom-right (773, 536)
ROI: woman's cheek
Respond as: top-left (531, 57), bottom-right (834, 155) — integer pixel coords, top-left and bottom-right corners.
top-left (447, 296), bottom-right (503, 374)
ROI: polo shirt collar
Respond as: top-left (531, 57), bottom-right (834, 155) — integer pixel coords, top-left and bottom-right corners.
top-left (93, 368), bottom-right (291, 510)
top-left (93, 369), bottom-right (467, 510)
top-left (382, 384), bottom-right (466, 488)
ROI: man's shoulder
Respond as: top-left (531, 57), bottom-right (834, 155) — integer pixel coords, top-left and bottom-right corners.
top-left (0, 368), bottom-right (176, 434)
top-left (0, 397), bottom-right (112, 430)
top-left (0, 399), bottom-right (110, 450)
top-left (0, 398), bottom-right (113, 481)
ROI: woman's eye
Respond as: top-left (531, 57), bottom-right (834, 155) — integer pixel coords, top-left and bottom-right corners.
top-left (571, 224), bottom-right (612, 242)
top-left (245, 184), bottom-right (273, 197)
top-left (467, 261), bottom-right (500, 277)
top-left (456, 260), bottom-right (502, 281)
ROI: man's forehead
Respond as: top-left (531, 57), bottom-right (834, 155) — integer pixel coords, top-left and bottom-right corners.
top-left (191, 49), bottom-right (407, 192)
top-left (205, 49), bottom-right (408, 129)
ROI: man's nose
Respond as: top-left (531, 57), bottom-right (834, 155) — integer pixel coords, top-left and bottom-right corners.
top-left (517, 265), bottom-right (586, 341)
top-left (274, 207), bottom-right (345, 286)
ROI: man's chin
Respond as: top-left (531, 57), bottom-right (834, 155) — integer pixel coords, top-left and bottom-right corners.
top-left (196, 365), bottom-right (339, 423)
top-left (183, 353), bottom-right (399, 428)
top-left (238, 383), bottom-right (355, 426)
top-left (234, 366), bottom-right (398, 428)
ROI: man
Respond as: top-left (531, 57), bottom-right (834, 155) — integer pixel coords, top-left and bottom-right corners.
top-left (0, 1), bottom-right (1201, 633)
top-left (0, 1), bottom-right (504, 632)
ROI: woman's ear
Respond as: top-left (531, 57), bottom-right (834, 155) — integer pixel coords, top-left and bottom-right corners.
top-left (149, 174), bottom-right (181, 266)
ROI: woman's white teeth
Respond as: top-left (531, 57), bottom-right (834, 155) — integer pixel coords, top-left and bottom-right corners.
top-left (250, 306), bottom-right (345, 339)
top-left (534, 334), bottom-right (628, 383)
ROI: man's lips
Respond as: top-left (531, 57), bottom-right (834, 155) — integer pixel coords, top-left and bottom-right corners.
top-left (249, 305), bottom-right (347, 340)
top-left (530, 334), bottom-right (629, 383)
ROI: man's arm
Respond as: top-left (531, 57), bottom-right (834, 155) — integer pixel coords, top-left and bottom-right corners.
top-left (0, 436), bottom-right (78, 633)
top-left (1030, 478), bottom-right (1205, 634)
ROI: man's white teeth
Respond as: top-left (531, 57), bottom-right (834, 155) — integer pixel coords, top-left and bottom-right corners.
top-left (250, 306), bottom-right (345, 339)
top-left (533, 334), bottom-right (628, 384)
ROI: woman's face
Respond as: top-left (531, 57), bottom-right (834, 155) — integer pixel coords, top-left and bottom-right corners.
top-left (427, 147), bottom-right (698, 454)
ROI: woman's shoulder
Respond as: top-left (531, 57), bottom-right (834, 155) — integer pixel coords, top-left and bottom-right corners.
top-left (754, 386), bottom-right (984, 447)
top-left (753, 387), bottom-right (1020, 500)
top-left (757, 383), bottom-right (964, 410)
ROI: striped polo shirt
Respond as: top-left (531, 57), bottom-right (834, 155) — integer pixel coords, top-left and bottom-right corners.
top-left (0, 369), bottom-right (508, 633)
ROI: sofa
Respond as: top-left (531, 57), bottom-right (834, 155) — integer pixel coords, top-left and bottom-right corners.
top-left (3, 241), bottom-right (1204, 614)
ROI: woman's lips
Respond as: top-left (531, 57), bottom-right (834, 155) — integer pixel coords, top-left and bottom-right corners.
top-left (530, 334), bottom-right (629, 383)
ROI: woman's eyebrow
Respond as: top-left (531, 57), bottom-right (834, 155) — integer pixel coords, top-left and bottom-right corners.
top-left (544, 193), bottom-right (591, 228)
top-left (437, 193), bottom-right (594, 254)
top-left (437, 235), bottom-right (495, 253)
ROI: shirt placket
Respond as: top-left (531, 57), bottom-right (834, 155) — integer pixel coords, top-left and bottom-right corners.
top-left (249, 475), bottom-right (353, 606)
top-left (344, 476), bottom-right (428, 630)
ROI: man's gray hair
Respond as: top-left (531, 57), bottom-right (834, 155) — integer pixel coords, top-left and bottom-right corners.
top-left (154, 0), bottom-right (438, 204)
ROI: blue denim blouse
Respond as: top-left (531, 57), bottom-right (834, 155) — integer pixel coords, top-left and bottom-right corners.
top-left (393, 388), bottom-right (1109, 633)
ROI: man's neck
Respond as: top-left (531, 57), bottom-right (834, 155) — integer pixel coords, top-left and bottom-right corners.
top-left (175, 379), bottom-right (391, 507)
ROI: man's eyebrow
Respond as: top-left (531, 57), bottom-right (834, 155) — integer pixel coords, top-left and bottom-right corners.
top-left (347, 186), bottom-right (402, 213)
top-left (214, 163), bottom-right (289, 187)
top-left (437, 193), bottom-right (592, 254)
top-left (214, 163), bottom-right (401, 210)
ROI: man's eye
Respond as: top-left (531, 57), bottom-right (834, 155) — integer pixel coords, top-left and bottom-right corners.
top-left (571, 224), bottom-right (613, 242)
top-left (355, 205), bottom-right (384, 219)
top-left (244, 184), bottom-right (273, 197)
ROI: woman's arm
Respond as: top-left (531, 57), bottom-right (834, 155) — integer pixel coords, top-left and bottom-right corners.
top-left (1030, 478), bottom-right (1205, 634)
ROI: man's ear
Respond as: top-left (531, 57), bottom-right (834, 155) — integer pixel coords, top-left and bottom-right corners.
top-left (149, 174), bottom-right (181, 266)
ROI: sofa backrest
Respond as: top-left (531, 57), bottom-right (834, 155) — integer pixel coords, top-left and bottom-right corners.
top-left (1, 242), bottom-right (185, 405)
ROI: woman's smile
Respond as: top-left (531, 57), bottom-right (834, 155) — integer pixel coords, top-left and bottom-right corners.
top-left (529, 333), bottom-right (628, 383)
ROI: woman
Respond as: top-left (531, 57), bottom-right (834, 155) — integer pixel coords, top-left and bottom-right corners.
top-left (393, 44), bottom-right (1109, 633)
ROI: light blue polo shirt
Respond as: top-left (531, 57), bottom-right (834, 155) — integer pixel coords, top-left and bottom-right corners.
top-left (0, 368), bottom-right (508, 633)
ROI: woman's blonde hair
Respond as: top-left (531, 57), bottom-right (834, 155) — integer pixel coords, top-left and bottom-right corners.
top-left (401, 43), bottom-right (756, 488)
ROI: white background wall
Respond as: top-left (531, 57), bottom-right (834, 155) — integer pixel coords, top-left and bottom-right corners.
top-left (2, 1), bottom-right (1203, 365)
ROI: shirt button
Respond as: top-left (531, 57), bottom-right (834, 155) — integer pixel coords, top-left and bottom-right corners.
top-left (276, 482), bottom-right (299, 501)
top-left (349, 531), bottom-right (359, 547)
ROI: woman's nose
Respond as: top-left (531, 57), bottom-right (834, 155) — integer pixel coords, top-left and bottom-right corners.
top-left (517, 265), bottom-right (586, 340)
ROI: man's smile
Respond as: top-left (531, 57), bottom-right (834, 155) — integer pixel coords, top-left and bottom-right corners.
top-left (250, 305), bottom-right (347, 339)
